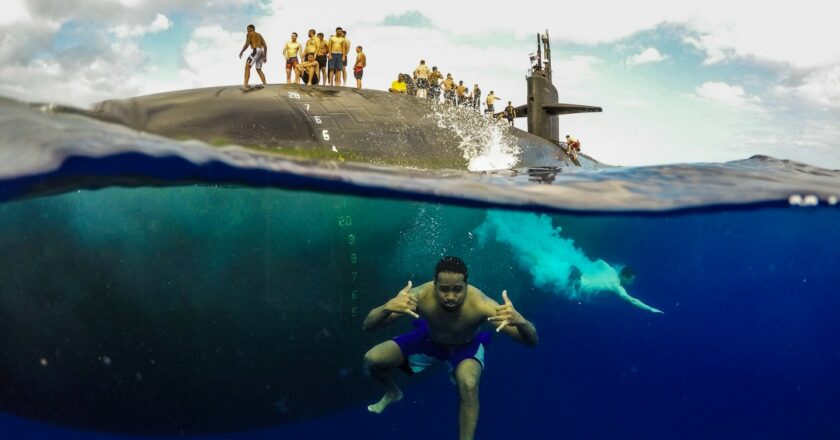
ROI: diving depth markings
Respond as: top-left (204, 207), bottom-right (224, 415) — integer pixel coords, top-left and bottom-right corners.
top-left (337, 202), bottom-right (359, 319)
top-left (288, 91), bottom-right (331, 143)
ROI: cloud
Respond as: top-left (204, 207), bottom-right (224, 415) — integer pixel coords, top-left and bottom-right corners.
top-left (695, 81), bottom-right (762, 107)
top-left (382, 10), bottom-right (433, 28)
top-left (626, 47), bottom-right (666, 66)
top-left (109, 13), bottom-right (171, 38)
top-left (775, 65), bottom-right (840, 111)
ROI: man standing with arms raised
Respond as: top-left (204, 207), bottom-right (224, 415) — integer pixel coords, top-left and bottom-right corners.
top-left (363, 256), bottom-right (538, 440)
top-left (238, 24), bottom-right (267, 89)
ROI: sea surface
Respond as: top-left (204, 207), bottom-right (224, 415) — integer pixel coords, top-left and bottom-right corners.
top-left (1, 97), bottom-right (839, 439)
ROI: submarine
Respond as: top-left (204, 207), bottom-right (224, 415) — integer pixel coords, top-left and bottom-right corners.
top-left (88, 31), bottom-right (602, 170)
top-left (0, 32), bottom-right (602, 435)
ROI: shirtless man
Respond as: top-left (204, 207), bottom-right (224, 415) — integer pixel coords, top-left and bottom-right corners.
top-left (327, 28), bottom-right (346, 86)
top-left (316, 32), bottom-right (328, 84)
top-left (413, 60), bottom-right (430, 99)
top-left (340, 29), bottom-right (350, 86)
top-left (282, 32), bottom-right (302, 84)
top-left (295, 53), bottom-right (320, 85)
top-left (303, 29), bottom-right (319, 58)
top-left (238, 24), bottom-right (268, 89)
top-left (353, 46), bottom-right (366, 89)
top-left (363, 256), bottom-right (538, 440)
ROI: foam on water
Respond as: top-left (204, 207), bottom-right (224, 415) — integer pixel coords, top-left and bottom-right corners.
top-left (426, 102), bottom-right (520, 171)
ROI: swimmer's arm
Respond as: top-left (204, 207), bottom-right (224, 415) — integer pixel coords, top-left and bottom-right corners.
top-left (362, 282), bottom-right (420, 331)
top-left (484, 292), bottom-right (538, 347)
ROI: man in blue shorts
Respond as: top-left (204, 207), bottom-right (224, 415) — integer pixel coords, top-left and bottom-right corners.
top-left (363, 256), bottom-right (539, 440)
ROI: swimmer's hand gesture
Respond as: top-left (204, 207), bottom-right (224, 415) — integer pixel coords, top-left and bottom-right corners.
top-left (385, 281), bottom-right (419, 318)
top-left (488, 290), bottom-right (525, 332)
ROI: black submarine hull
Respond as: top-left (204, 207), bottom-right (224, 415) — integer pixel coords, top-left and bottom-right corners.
top-left (89, 84), bottom-right (591, 169)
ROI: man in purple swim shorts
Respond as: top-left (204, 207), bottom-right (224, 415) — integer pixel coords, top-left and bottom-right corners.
top-left (363, 256), bottom-right (539, 440)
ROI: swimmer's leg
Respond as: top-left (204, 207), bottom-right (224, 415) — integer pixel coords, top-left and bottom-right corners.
top-left (363, 340), bottom-right (404, 413)
top-left (454, 359), bottom-right (482, 440)
top-left (616, 285), bottom-right (663, 314)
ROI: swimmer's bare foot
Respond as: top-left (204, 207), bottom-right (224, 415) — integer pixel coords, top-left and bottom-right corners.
top-left (367, 389), bottom-right (402, 414)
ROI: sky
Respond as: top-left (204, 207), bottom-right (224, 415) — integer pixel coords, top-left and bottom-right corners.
top-left (1, 0), bottom-right (838, 168)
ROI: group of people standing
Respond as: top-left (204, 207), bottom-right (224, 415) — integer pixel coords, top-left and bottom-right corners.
top-left (239, 24), bottom-right (366, 89)
top-left (388, 60), bottom-right (519, 125)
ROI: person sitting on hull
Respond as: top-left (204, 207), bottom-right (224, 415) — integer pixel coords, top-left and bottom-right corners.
top-left (389, 74), bottom-right (407, 93)
top-left (296, 53), bottom-right (320, 85)
top-left (238, 24), bottom-right (267, 90)
top-left (363, 256), bottom-right (538, 440)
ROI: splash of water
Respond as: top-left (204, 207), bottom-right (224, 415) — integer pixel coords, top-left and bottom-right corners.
top-left (425, 102), bottom-right (520, 171)
top-left (474, 210), bottom-right (663, 314)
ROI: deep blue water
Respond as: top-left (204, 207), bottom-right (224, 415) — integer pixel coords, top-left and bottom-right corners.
top-left (2, 189), bottom-right (839, 439)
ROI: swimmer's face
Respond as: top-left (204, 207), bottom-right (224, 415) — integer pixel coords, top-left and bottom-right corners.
top-left (434, 272), bottom-right (467, 312)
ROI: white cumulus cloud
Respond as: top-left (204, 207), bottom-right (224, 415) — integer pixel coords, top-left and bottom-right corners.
top-left (695, 81), bottom-right (761, 107)
top-left (110, 13), bottom-right (171, 38)
top-left (626, 47), bottom-right (666, 66)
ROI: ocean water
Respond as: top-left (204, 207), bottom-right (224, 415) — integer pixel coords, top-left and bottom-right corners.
top-left (1, 98), bottom-right (839, 439)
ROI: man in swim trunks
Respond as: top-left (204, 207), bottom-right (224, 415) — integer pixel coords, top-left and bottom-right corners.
top-left (283, 32), bottom-right (302, 84)
top-left (363, 256), bottom-right (538, 440)
top-left (353, 45), bottom-right (366, 89)
top-left (485, 90), bottom-right (500, 116)
top-left (413, 60), bottom-right (430, 99)
top-left (456, 80), bottom-right (467, 105)
top-left (504, 101), bottom-right (517, 126)
top-left (303, 29), bottom-right (319, 58)
top-left (472, 84), bottom-right (481, 111)
top-left (428, 66), bottom-right (442, 101)
top-left (295, 53), bottom-right (320, 85)
top-left (316, 32), bottom-right (328, 85)
top-left (443, 73), bottom-right (456, 104)
top-left (238, 24), bottom-right (268, 89)
top-left (340, 29), bottom-right (350, 87)
top-left (327, 28), bottom-right (346, 86)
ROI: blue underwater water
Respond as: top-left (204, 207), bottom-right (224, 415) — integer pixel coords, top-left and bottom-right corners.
top-left (1, 98), bottom-right (840, 439)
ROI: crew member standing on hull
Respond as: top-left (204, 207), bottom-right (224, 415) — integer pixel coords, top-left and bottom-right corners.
top-left (283, 32), bottom-right (302, 84)
top-left (354, 46), bottom-right (366, 89)
top-left (327, 28), bottom-right (346, 86)
top-left (238, 24), bottom-right (268, 89)
top-left (429, 67), bottom-right (442, 102)
top-left (504, 101), bottom-right (516, 126)
top-left (316, 32), bottom-right (328, 85)
top-left (472, 84), bottom-right (481, 112)
top-left (362, 256), bottom-right (538, 440)
top-left (485, 91), bottom-right (500, 116)
top-left (414, 60), bottom-right (430, 99)
top-left (443, 73), bottom-right (456, 104)
top-left (303, 29), bottom-right (320, 59)
top-left (341, 29), bottom-right (351, 87)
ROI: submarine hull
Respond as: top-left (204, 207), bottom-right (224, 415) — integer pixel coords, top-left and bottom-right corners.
top-left (89, 84), bottom-right (590, 169)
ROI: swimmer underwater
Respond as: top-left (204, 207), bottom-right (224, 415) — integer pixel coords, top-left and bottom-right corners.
top-left (363, 256), bottom-right (538, 440)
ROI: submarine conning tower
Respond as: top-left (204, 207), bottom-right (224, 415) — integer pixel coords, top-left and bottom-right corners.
top-left (522, 31), bottom-right (603, 144)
